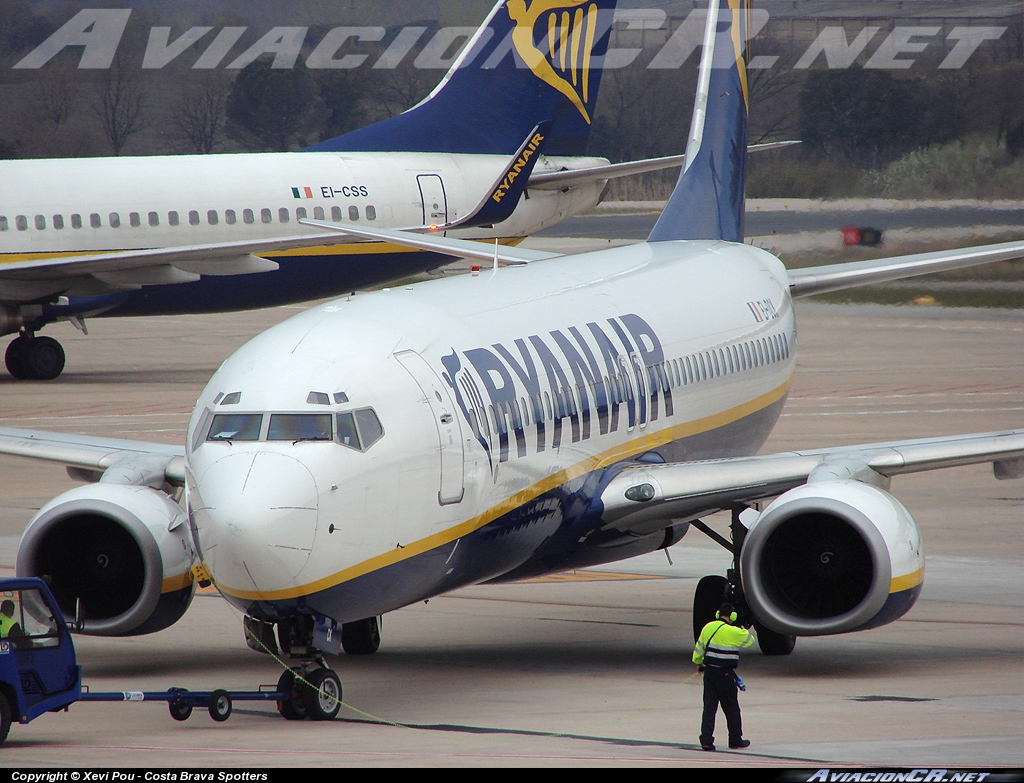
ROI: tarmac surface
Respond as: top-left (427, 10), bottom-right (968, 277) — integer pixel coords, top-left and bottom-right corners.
top-left (0, 224), bottom-right (1022, 768)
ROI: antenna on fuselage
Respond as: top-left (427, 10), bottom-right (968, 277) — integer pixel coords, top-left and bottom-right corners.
top-left (491, 239), bottom-right (499, 278)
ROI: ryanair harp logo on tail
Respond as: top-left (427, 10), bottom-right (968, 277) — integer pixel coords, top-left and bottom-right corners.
top-left (507, 0), bottom-right (601, 124)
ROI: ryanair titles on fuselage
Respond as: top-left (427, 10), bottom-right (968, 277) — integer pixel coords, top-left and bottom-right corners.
top-left (439, 313), bottom-right (671, 470)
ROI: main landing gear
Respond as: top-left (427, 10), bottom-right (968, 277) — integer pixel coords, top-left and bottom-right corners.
top-left (690, 506), bottom-right (797, 656)
top-left (4, 332), bottom-right (66, 380)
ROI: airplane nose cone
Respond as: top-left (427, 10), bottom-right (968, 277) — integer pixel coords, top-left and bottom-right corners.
top-left (192, 451), bottom-right (319, 591)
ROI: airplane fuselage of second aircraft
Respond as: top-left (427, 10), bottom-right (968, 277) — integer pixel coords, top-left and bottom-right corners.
top-left (184, 239), bottom-right (797, 625)
top-left (0, 150), bottom-right (605, 321)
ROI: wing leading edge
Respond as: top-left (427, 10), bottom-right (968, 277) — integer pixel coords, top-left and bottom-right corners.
top-left (0, 427), bottom-right (185, 488)
top-left (599, 429), bottom-right (1024, 537)
top-left (788, 240), bottom-right (1024, 298)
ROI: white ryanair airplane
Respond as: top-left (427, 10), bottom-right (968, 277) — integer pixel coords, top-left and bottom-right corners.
top-left (1, 0), bottom-right (1022, 721)
top-left (8, 0), bottom-right (786, 381)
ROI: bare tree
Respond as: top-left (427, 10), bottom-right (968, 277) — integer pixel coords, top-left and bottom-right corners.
top-left (92, 50), bottom-right (147, 155)
top-left (174, 72), bottom-right (228, 154)
top-left (32, 63), bottom-right (77, 127)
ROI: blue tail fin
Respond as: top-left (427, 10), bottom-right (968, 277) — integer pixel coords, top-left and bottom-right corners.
top-left (647, 0), bottom-right (750, 243)
top-left (306, 0), bottom-right (618, 157)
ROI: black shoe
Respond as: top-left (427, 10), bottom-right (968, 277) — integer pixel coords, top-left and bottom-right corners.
top-left (700, 742), bottom-right (715, 751)
top-left (729, 738), bottom-right (751, 749)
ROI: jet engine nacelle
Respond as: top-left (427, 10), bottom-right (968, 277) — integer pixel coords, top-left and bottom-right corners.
top-left (17, 484), bottom-right (196, 636)
top-left (739, 480), bottom-right (924, 637)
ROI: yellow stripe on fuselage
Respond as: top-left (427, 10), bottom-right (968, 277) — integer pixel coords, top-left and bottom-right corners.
top-left (216, 378), bottom-right (792, 602)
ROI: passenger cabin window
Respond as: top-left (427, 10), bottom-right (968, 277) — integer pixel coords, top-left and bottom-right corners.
top-left (90, 213), bottom-right (102, 229)
top-left (16, 215), bottom-right (28, 231)
top-left (149, 212), bottom-right (159, 227)
top-left (206, 413), bottom-right (262, 442)
top-left (53, 215), bottom-right (64, 230)
top-left (168, 211), bottom-right (180, 227)
top-left (314, 207), bottom-right (325, 220)
top-left (189, 210), bottom-right (200, 226)
top-left (336, 408), bottom-right (384, 452)
top-left (261, 209), bottom-right (272, 225)
top-left (243, 209), bottom-right (255, 225)
top-left (71, 214), bottom-right (82, 229)
top-left (331, 206), bottom-right (343, 222)
top-left (109, 213), bottom-right (120, 228)
top-left (0, 216), bottom-right (7, 231)
top-left (348, 206), bottom-right (359, 221)
top-left (296, 207), bottom-right (307, 220)
top-left (268, 414), bottom-right (332, 442)
top-left (208, 210), bottom-right (219, 225)
top-left (278, 208), bottom-right (290, 224)
top-left (366, 205), bottom-right (377, 221)
top-left (34, 215), bottom-right (45, 230)
top-left (130, 212), bottom-right (141, 228)
top-left (225, 209), bottom-right (236, 225)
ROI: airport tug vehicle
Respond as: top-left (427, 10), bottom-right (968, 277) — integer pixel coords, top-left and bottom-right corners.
top-left (0, 577), bottom-right (339, 745)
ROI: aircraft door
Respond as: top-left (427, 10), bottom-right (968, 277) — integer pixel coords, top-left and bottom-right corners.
top-left (395, 350), bottom-right (465, 505)
top-left (417, 174), bottom-right (448, 226)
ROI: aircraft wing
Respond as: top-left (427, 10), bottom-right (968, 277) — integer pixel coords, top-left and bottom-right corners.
top-left (0, 427), bottom-right (185, 488)
top-left (300, 220), bottom-right (561, 265)
top-left (598, 429), bottom-right (1024, 536)
top-left (788, 240), bottom-right (1024, 297)
top-left (528, 141), bottom-right (800, 191)
top-left (0, 230), bottom-right (365, 290)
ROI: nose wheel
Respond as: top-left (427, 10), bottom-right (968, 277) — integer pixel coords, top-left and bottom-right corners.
top-left (276, 666), bottom-right (342, 721)
top-left (5, 334), bottom-right (66, 380)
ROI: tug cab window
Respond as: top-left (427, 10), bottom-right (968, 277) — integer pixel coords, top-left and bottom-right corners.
top-left (0, 587), bottom-right (61, 650)
top-left (207, 413), bottom-right (263, 442)
top-left (336, 408), bottom-right (384, 452)
top-left (268, 414), bottom-right (332, 442)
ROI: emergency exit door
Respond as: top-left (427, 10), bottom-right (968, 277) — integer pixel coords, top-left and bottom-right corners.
top-left (417, 174), bottom-right (448, 226)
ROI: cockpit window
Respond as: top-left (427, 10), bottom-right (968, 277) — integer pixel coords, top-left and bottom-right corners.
top-left (336, 412), bottom-right (361, 450)
top-left (336, 408), bottom-right (384, 452)
top-left (355, 409), bottom-right (384, 449)
top-left (207, 413), bottom-right (262, 441)
top-left (268, 414), bottom-right (333, 442)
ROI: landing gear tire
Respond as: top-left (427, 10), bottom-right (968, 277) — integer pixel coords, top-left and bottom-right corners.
top-left (693, 574), bottom-right (729, 642)
top-left (276, 669), bottom-right (307, 721)
top-left (168, 700), bottom-right (193, 722)
top-left (301, 668), bottom-right (342, 721)
top-left (0, 690), bottom-right (11, 746)
top-left (5, 335), bottom-right (65, 380)
top-left (754, 621), bottom-right (796, 656)
top-left (342, 616), bottom-right (381, 655)
top-left (208, 689), bottom-right (232, 722)
top-left (4, 337), bottom-right (28, 379)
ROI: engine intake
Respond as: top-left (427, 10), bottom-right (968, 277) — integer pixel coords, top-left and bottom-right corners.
top-left (17, 484), bottom-right (195, 636)
top-left (740, 480), bottom-right (923, 636)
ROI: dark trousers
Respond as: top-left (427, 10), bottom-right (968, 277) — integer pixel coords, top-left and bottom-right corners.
top-left (700, 667), bottom-right (742, 745)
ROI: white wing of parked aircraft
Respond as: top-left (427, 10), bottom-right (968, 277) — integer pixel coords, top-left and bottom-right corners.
top-left (1, 0), bottom-right (1022, 715)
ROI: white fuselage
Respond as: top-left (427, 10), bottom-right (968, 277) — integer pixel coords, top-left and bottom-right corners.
top-left (184, 239), bottom-right (797, 624)
top-left (0, 151), bottom-right (605, 261)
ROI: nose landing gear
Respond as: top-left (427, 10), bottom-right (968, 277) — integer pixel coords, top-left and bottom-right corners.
top-left (275, 666), bottom-right (342, 721)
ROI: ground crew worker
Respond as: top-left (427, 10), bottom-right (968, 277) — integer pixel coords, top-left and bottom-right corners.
top-left (0, 599), bottom-right (21, 638)
top-left (692, 602), bottom-right (754, 751)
